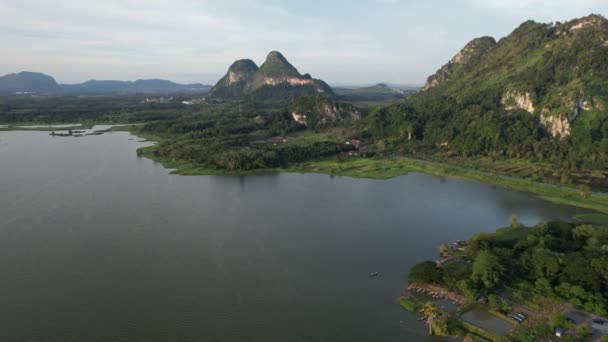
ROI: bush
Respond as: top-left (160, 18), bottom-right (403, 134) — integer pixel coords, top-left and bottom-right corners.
top-left (576, 325), bottom-right (591, 339)
top-left (488, 294), bottom-right (511, 313)
top-left (399, 297), bottom-right (421, 312)
top-left (409, 261), bottom-right (445, 284)
top-left (456, 279), bottom-right (480, 301)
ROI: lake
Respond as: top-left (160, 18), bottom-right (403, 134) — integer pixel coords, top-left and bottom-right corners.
top-left (0, 130), bottom-right (585, 341)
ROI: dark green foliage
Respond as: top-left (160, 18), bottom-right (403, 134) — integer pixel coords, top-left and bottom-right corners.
top-left (468, 220), bottom-right (608, 315)
top-left (151, 135), bottom-right (347, 171)
top-left (487, 294), bottom-right (511, 314)
top-left (208, 59), bottom-right (259, 99)
top-left (135, 98), bottom-right (355, 171)
top-left (365, 15), bottom-right (608, 173)
top-left (408, 261), bottom-right (444, 284)
top-left (471, 250), bottom-right (504, 289)
top-left (253, 51), bottom-right (300, 79)
top-left (413, 218), bottom-right (608, 316)
top-left (0, 94), bottom-right (186, 123)
top-left (247, 83), bottom-right (331, 103)
top-left (511, 324), bottom-right (552, 342)
top-left (399, 297), bottom-right (421, 312)
top-left (455, 279), bottom-right (480, 301)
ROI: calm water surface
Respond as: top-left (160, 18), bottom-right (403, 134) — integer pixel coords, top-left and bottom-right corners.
top-left (0, 130), bottom-right (585, 341)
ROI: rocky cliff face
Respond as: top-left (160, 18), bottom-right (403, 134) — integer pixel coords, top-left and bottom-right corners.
top-left (501, 90), bottom-right (536, 113)
top-left (223, 60), bottom-right (259, 85)
top-left (417, 14), bottom-right (608, 140)
top-left (500, 90), bottom-right (595, 138)
top-left (209, 51), bottom-right (332, 101)
top-left (289, 95), bottom-right (361, 127)
top-left (540, 109), bottom-right (571, 138)
top-left (208, 59), bottom-right (259, 98)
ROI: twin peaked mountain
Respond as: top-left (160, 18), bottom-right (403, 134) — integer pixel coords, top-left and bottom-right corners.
top-left (208, 51), bottom-right (332, 101)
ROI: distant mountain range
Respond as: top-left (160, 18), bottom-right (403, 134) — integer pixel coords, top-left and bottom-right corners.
top-left (0, 71), bottom-right (211, 94)
top-left (208, 51), bottom-right (332, 102)
top-left (0, 72), bottom-right (62, 94)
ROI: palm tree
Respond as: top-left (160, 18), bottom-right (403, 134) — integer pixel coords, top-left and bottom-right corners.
top-left (421, 302), bottom-right (440, 335)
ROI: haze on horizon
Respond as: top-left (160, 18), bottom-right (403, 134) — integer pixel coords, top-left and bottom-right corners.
top-left (1, 0), bottom-right (607, 86)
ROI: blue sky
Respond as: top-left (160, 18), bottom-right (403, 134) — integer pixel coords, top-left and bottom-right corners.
top-left (0, 0), bottom-right (606, 85)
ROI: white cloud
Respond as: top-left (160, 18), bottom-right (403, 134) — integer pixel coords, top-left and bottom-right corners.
top-left (468, 0), bottom-right (607, 21)
top-left (0, 0), bottom-right (605, 84)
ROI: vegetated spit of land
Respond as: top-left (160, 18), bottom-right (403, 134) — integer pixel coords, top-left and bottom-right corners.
top-left (401, 219), bottom-right (608, 341)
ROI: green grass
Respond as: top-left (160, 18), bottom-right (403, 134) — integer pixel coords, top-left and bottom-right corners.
top-left (573, 213), bottom-right (608, 225)
top-left (398, 297), bottom-right (421, 312)
top-left (493, 227), bottom-right (532, 242)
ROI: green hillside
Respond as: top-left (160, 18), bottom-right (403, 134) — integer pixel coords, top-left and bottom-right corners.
top-left (367, 14), bottom-right (608, 174)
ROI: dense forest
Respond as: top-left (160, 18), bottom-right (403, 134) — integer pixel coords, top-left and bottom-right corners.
top-left (366, 15), bottom-right (608, 173)
top-left (407, 217), bottom-right (608, 340)
top-left (0, 94), bottom-right (193, 123)
top-left (410, 220), bottom-right (608, 315)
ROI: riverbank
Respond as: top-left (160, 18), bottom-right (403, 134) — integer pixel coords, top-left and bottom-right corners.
top-left (9, 123), bottom-right (595, 214)
top-left (404, 221), bottom-right (608, 341)
top-left (135, 138), bottom-right (608, 214)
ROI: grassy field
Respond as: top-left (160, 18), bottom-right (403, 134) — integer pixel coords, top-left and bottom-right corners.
top-left (573, 213), bottom-right (608, 225)
top-left (492, 227), bottom-right (532, 242)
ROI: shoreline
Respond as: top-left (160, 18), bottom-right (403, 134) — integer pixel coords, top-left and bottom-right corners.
top-left (134, 137), bottom-right (608, 214)
top-left (3, 124), bottom-right (604, 213)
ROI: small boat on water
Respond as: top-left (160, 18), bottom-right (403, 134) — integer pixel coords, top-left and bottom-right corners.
top-left (369, 272), bottom-right (379, 278)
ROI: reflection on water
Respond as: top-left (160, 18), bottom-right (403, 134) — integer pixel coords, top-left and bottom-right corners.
top-left (0, 130), bottom-right (586, 342)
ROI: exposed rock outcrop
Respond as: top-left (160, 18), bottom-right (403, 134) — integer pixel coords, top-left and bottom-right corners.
top-left (289, 95), bottom-right (361, 127)
top-left (540, 109), bottom-right (571, 138)
top-left (291, 113), bottom-right (307, 125)
top-left (501, 90), bottom-right (536, 113)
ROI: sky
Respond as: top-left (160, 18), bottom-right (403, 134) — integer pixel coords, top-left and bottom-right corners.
top-left (0, 0), bottom-right (607, 85)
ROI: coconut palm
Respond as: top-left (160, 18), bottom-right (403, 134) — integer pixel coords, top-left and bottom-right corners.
top-left (421, 302), bottom-right (440, 335)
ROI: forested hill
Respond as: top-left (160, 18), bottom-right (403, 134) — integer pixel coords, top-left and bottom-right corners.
top-left (208, 51), bottom-right (333, 102)
top-left (368, 14), bottom-right (608, 171)
top-left (0, 72), bottom-right (211, 94)
top-left (0, 72), bottom-right (62, 94)
top-left (61, 79), bottom-right (210, 94)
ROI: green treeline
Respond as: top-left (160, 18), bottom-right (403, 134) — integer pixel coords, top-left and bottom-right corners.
top-left (365, 16), bottom-right (608, 172)
top-left (409, 219), bottom-right (608, 317)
